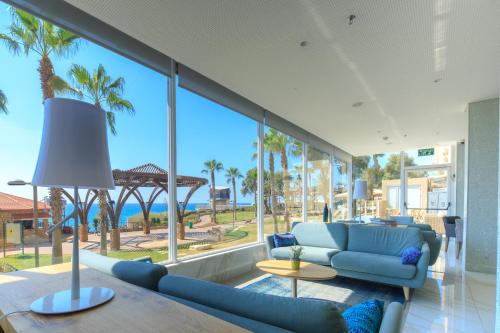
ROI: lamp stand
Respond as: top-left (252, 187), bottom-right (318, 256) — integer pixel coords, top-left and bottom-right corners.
top-left (30, 186), bottom-right (114, 315)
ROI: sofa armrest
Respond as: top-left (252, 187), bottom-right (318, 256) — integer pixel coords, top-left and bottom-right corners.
top-left (411, 242), bottom-right (430, 288)
top-left (265, 235), bottom-right (276, 259)
top-left (379, 302), bottom-right (403, 333)
top-left (111, 261), bottom-right (168, 291)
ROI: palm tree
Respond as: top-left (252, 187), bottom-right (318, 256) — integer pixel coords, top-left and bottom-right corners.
top-left (1, 9), bottom-right (80, 264)
top-left (253, 129), bottom-right (283, 233)
top-left (225, 167), bottom-right (243, 228)
top-left (51, 64), bottom-right (134, 252)
top-left (241, 168), bottom-right (258, 217)
top-left (272, 132), bottom-right (302, 231)
top-left (202, 160), bottom-right (224, 224)
top-left (0, 90), bottom-right (7, 114)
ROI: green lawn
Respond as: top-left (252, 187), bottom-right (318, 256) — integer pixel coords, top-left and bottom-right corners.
top-left (107, 249), bottom-right (168, 262)
top-left (214, 211), bottom-right (256, 224)
top-left (0, 254), bottom-right (71, 271)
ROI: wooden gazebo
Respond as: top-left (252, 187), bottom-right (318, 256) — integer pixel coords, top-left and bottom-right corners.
top-left (62, 163), bottom-right (207, 249)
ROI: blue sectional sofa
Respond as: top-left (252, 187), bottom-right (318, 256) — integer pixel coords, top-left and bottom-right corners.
top-left (111, 261), bottom-right (404, 333)
top-left (266, 222), bottom-right (430, 300)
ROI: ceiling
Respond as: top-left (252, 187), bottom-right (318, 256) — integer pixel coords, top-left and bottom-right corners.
top-left (65, 0), bottom-right (498, 156)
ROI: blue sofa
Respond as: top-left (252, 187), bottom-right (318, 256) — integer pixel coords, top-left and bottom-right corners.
top-left (267, 222), bottom-right (430, 300)
top-left (111, 261), bottom-right (404, 333)
top-left (387, 217), bottom-right (443, 266)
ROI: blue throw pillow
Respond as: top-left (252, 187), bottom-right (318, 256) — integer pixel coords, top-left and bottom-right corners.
top-left (343, 299), bottom-right (384, 333)
top-left (273, 233), bottom-right (297, 248)
top-left (402, 246), bottom-right (422, 265)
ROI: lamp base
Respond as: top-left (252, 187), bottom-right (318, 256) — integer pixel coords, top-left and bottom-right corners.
top-left (30, 287), bottom-right (114, 315)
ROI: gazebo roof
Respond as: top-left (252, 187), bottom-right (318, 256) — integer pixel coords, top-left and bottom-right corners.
top-left (113, 163), bottom-right (208, 188)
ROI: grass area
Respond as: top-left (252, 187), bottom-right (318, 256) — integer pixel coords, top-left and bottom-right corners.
top-left (0, 217), bottom-right (299, 269)
top-left (213, 211), bottom-right (256, 224)
top-left (0, 254), bottom-right (71, 271)
top-left (108, 249), bottom-right (168, 262)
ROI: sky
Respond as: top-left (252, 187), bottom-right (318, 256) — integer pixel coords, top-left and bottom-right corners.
top-left (0, 3), bottom-right (257, 205)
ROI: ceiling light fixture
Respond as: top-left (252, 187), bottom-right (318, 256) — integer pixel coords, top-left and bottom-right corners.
top-left (434, 78), bottom-right (442, 83)
top-left (382, 136), bottom-right (389, 141)
top-left (349, 14), bottom-right (356, 25)
top-left (352, 101), bottom-right (363, 108)
top-left (300, 41), bottom-right (308, 47)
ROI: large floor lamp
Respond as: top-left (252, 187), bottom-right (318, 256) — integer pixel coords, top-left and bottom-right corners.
top-left (30, 97), bottom-right (115, 314)
top-left (353, 179), bottom-right (368, 223)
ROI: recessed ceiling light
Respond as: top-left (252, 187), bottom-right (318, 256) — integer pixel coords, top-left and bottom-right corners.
top-left (382, 136), bottom-right (389, 141)
top-left (300, 41), bottom-right (308, 47)
top-left (348, 14), bottom-right (356, 25)
top-left (434, 78), bottom-right (442, 83)
top-left (403, 134), bottom-right (408, 138)
top-left (352, 101), bottom-right (363, 108)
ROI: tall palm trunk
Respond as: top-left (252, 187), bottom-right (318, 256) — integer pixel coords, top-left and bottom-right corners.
top-left (211, 171), bottom-right (217, 224)
top-left (98, 190), bottom-right (108, 255)
top-left (39, 54), bottom-right (55, 100)
top-left (280, 148), bottom-right (291, 232)
top-left (269, 153), bottom-right (278, 233)
top-left (40, 55), bottom-right (64, 264)
top-left (231, 177), bottom-right (236, 229)
top-left (254, 192), bottom-right (257, 217)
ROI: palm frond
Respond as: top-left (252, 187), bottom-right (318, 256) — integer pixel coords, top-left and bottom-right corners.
top-left (69, 64), bottom-right (91, 87)
top-left (48, 75), bottom-right (82, 97)
top-left (0, 89), bottom-right (8, 114)
top-left (0, 33), bottom-right (20, 55)
top-left (106, 92), bottom-right (135, 114)
top-left (106, 111), bottom-right (117, 135)
top-left (13, 9), bottom-right (39, 34)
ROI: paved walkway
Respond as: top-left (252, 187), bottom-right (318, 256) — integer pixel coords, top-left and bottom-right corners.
top-left (1, 217), bottom-right (256, 257)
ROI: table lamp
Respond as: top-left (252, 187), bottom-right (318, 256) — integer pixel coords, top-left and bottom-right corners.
top-left (353, 179), bottom-right (368, 223)
top-left (30, 98), bottom-right (115, 314)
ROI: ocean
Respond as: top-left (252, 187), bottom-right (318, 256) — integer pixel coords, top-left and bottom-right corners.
top-left (64, 202), bottom-right (251, 232)
top-left (65, 202), bottom-right (195, 232)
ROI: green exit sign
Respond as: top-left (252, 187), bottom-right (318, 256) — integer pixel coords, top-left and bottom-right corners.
top-left (418, 148), bottom-right (434, 157)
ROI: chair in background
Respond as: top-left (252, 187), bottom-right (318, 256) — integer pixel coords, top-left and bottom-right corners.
top-left (455, 218), bottom-right (464, 259)
top-left (443, 216), bottom-right (460, 252)
top-left (389, 215), bottom-right (414, 225)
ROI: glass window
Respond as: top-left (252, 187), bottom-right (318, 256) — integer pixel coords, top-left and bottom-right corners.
top-left (352, 152), bottom-right (402, 219)
top-left (176, 83), bottom-right (258, 259)
top-left (307, 147), bottom-right (331, 222)
top-left (0, 5), bottom-right (169, 269)
top-left (263, 127), bottom-right (303, 233)
top-left (334, 158), bottom-right (349, 220)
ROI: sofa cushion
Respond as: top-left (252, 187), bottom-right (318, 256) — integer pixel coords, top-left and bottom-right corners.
top-left (273, 233), bottom-right (297, 248)
top-left (159, 275), bottom-right (347, 333)
top-left (292, 222), bottom-right (348, 250)
top-left (402, 247), bottom-right (422, 265)
top-left (165, 294), bottom-right (293, 333)
top-left (331, 251), bottom-right (417, 280)
top-left (271, 246), bottom-right (341, 265)
top-left (111, 261), bottom-right (168, 291)
top-left (348, 224), bottom-right (422, 256)
top-left (343, 299), bottom-right (384, 333)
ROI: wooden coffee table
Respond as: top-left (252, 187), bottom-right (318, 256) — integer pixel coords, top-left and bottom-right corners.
top-left (256, 260), bottom-right (337, 298)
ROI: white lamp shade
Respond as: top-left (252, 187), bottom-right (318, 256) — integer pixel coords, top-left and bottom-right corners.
top-left (32, 98), bottom-right (115, 190)
top-left (353, 179), bottom-right (368, 200)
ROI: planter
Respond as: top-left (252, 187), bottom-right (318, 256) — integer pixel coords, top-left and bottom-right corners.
top-left (290, 259), bottom-right (301, 270)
